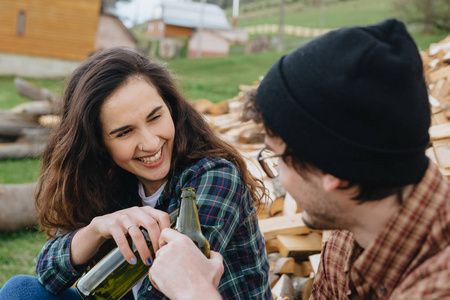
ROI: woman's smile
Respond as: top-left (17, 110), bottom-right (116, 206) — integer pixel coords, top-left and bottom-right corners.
top-left (136, 146), bottom-right (164, 166)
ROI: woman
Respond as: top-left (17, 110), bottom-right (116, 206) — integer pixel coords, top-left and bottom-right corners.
top-left (0, 48), bottom-right (271, 299)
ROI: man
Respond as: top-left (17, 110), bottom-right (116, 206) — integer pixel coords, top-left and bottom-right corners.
top-left (149, 18), bottom-right (450, 299)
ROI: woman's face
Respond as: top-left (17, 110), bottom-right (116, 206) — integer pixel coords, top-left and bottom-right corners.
top-left (100, 77), bottom-right (175, 196)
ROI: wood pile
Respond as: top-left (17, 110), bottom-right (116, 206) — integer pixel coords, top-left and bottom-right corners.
top-left (0, 78), bottom-right (60, 159)
top-left (193, 35), bottom-right (450, 299)
top-left (193, 85), bottom-right (325, 300)
top-left (421, 35), bottom-right (450, 178)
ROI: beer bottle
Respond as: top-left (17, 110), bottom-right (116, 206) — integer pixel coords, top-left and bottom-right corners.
top-left (76, 188), bottom-right (210, 299)
top-left (75, 209), bottom-right (179, 300)
top-left (176, 188), bottom-right (210, 258)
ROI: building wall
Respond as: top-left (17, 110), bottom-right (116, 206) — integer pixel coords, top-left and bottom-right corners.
top-left (95, 14), bottom-right (137, 52)
top-left (146, 21), bottom-right (193, 39)
top-left (187, 31), bottom-right (229, 58)
top-left (0, 53), bottom-right (79, 78)
top-left (0, 0), bottom-right (101, 61)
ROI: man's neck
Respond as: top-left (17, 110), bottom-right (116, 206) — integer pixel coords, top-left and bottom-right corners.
top-left (347, 186), bottom-right (413, 249)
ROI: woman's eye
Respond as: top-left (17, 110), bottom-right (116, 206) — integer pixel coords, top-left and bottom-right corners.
top-left (148, 115), bottom-right (161, 122)
top-left (117, 128), bottom-right (132, 137)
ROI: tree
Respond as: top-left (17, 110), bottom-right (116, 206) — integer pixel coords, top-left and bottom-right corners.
top-left (393, 0), bottom-right (450, 33)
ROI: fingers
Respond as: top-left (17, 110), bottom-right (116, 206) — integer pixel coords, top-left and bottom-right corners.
top-left (96, 206), bottom-right (170, 265)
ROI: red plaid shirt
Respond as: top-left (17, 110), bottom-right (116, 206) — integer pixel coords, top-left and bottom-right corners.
top-left (311, 161), bottom-right (450, 299)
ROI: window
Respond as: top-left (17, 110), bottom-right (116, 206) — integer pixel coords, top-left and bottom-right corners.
top-left (17, 11), bottom-right (25, 36)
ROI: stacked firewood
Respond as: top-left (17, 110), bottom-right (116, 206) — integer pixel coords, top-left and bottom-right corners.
top-left (193, 85), bottom-right (324, 300)
top-left (421, 35), bottom-right (450, 179)
top-left (0, 78), bottom-right (60, 159)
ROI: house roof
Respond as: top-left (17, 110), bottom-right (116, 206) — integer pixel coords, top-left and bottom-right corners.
top-left (158, 1), bottom-right (231, 31)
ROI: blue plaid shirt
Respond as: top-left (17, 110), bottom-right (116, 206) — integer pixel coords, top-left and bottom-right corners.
top-left (36, 157), bottom-right (272, 299)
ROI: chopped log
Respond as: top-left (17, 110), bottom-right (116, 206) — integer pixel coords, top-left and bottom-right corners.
top-left (14, 77), bottom-right (61, 105)
top-left (17, 128), bottom-right (51, 144)
top-left (291, 276), bottom-right (314, 300)
top-left (277, 232), bottom-right (322, 258)
top-left (432, 139), bottom-right (450, 169)
top-left (207, 100), bottom-right (229, 115)
top-left (269, 272), bottom-right (280, 288)
top-left (265, 239), bottom-right (279, 254)
top-left (269, 197), bottom-right (284, 217)
top-left (431, 106), bottom-right (449, 126)
top-left (259, 213), bottom-right (310, 240)
top-left (269, 253), bottom-right (295, 274)
top-left (429, 65), bottom-right (450, 82)
top-left (0, 183), bottom-right (37, 231)
top-left (271, 274), bottom-right (294, 300)
top-left (192, 99), bottom-right (214, 114)
top-left (0, 118), bottom-right (40, 138)
top-left (294, 261), bottom-right (313, 277)
top-left (309, 253), bottom-right (321, 275)
top-left (430, 123), bottom-right (450, 141)
top-left (39, 114), bottom-right (60, 127)
top-left (0, 142), bottom-right (45, 159)
top-left (430, 78), bottom-right (446, 98)
top-left (11, 101), bottom-right (55, 123)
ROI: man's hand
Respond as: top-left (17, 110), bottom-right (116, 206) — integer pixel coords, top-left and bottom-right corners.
top-left (149, 228), bottom-right (224, 300)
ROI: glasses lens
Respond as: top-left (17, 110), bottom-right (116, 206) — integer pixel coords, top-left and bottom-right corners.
top-left (260, 149), bottom-right (279, 178)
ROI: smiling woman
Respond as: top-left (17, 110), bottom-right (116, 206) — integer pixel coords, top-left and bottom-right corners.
top-left (0, 47), bottom-right (272, 300)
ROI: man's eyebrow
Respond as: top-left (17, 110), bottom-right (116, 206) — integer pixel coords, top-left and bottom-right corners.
top-left (108, 106), bottom-right (163, 135)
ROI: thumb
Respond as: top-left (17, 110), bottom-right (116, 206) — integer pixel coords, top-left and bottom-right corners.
top-left (209, 250), bottom-right (223, 263)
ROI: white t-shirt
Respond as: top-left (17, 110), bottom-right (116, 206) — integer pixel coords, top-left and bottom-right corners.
top-left (131, 181), bottom-right (167, 300)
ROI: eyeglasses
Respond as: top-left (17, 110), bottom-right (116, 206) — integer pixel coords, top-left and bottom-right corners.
top-left (257, 147), bottom-right (283, 178)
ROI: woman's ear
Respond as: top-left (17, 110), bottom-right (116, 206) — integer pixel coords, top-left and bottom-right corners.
top-left (321, 174), bottom-right (344, 192)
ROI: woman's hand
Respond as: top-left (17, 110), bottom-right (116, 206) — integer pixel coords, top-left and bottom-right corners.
top-left (149, 229), bottom-right (224, 300)
top-left (71, 206), bottom-right (170, 266)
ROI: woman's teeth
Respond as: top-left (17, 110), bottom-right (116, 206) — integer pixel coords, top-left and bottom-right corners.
top-left (138, 148), bottom-right (162, 163)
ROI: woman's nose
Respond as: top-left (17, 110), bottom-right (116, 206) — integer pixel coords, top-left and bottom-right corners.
top-left (138, 130), bottom-right (159, 152)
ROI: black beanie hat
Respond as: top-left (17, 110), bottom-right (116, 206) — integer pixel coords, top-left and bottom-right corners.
top-left (257, 19), bottom-right (430, 187)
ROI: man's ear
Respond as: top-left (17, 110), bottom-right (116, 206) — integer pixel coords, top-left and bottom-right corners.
top-left (322, 174), bottom-right (346, 192)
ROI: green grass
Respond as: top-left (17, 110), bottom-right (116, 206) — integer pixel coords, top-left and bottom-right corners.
top-left (167, 51), bottom-right (282, 103)
top-left (237, 0), bottom-right (394, 28)
top-left (0, 76), bottom-right (64, 109)
top-left (0, 159), bottom-right (41, 184)
top-left (0, 230), bottom-right (46, 288)
top-left (233, 0), bottom-right (448, 51)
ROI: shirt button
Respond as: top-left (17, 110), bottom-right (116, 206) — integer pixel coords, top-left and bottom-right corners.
top-left (147, 286), bottom-right (153, 291)
top-left (379, 286), bottom-right (387, 294)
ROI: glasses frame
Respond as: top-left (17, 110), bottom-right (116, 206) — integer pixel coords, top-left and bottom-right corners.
top-left (257, 147), bottom-right (283, 178)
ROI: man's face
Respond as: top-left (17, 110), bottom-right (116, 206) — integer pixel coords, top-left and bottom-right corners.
top-left (264, 135), bottom-right (351, 230)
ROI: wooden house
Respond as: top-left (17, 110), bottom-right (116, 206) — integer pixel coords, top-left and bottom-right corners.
top-left (0, 0), bottom-right (101, 61)
top-left (146, 1), bottom-right (247, 58)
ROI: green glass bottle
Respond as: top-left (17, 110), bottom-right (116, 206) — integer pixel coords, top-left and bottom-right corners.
top-left (176, 188), bottom-right (210, 258)
top-left (75, 188), bottom-right (211, 299)
top-left (75, 209), bottom-right (179, 300)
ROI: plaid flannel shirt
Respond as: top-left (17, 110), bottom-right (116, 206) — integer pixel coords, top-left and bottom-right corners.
top-left (310, 161), bottom-right (450, 300)
top-left (36, 157), bottom-right (272, 299)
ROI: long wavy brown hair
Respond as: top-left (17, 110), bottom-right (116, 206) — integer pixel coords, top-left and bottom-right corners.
top-left (36, 47), bottom-right (266, 239)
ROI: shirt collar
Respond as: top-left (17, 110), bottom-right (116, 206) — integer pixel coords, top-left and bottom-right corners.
top-left (348, 161), bottom-right (446, 296)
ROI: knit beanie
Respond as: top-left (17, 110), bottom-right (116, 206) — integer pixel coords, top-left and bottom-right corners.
top-left (257, 19), bottom-right (430, 187)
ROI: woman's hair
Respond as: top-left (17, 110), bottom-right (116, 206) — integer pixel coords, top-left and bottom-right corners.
top-left (36, 47), bottom-right (266, 239)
